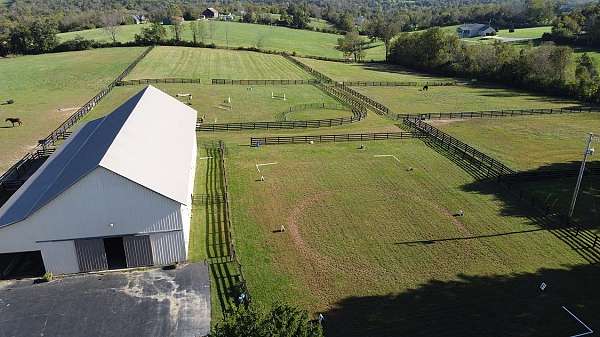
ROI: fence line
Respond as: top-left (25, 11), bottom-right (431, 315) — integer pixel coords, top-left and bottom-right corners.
top-left (251, 131), bottom-right (421, 146)
top-left (212, 79), bottom-right (318, 85)
top-left (342, 81), bottom-right (457, 87)
top-left (397, 107), bottom-right (600, 121)
top-left (218, 140), bottom-right (251, 303)
top-left (0, 46), bottom-right (154, 193)
top-left (334, 83), bottom-right (392, 116)
top-left (404, 118), bottom-right (515, 178)
top-left (280, 102), bottom-right (346, 121)
top-left (284, 55), bottom-right (335, 83)
top-left (118, 78), bottom-right (201, 86)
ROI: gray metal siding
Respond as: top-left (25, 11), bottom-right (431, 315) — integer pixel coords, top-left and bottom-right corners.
top-left (150, 231), bottom-right (186, 265)
top-left (124, 235), bottom-right (153, 267)
top-left (75, 238), bottom-right (107, 272)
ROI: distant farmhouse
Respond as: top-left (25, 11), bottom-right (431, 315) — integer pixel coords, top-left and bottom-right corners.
top-left (203, 8), bottom-right (219, 19)
top-left (457, 24), bottom-right (496, 38)
top-left (221, 13), bottom-right (235, 21)
top-left (131, 15), bottom-right (147, 24)
top-left (0, 86), bottom-right (197, 275)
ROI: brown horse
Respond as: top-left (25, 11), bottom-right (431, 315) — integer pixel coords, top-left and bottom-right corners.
top-left (5, 118), bottom-right (22, 127)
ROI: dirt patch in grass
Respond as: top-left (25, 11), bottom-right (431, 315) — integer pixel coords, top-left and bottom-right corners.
top-left (428, 118), bottom-right (466, 127)
top-left (286, 192), bottom-right (332, 270)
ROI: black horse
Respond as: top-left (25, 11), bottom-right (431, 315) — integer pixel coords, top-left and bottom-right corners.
top-left (422, 85), bottom-right (429, 91)
top-left (5, 118), bottom-right (23, 127)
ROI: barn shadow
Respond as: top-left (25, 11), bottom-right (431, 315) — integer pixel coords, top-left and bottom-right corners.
top-left (322, 264), bottom-right (600, 337)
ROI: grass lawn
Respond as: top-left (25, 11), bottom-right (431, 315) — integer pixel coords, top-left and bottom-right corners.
top-left (0, 47), bottom-right (145, 173)
top-left (80, 84), bottom-right (345, 124)
top-left (224, 139), bottom-right (590, 336)
top-left (295, 57), bottom-right (449, 82)
top-left (496, 26), bottom-right (552, 39)
top-left (354, 84), bottom-right (581, 114)
top-left (57, 21), bottom-right (386, 60)
top-left (434, 114), bottom-right (600, 170)
top-left (126, 46), bottom-right (313, 80)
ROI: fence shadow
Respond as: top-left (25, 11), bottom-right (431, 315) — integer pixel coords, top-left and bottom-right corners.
top-left (322, 264), bottom-right (600, 337)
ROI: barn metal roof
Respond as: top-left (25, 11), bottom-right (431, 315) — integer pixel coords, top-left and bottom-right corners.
top-left (0, 86), bottom-right (197, 227)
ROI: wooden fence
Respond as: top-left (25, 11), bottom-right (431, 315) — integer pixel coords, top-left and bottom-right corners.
top-left (404, 118), bottom-right (515, 178)
top-left (280, 102), bottom-right (346, 121)
top-left (218, 141), bottom-right (251, 303)
top-left (334, 83), bottom-right (391, 116)
top-left (118, 78), bottom-right (201, 86)
top-left (397, 107), bottom-right (600, 121)
top-left (0, 46), bottom-right (154, 193)
top-left (284, 55), bottom-right (335, 83)
top-left (212, 79), bottom-right (318, 85)
top-left (197, 112), bottom-right (364, 131)
top-left (251, 131), bottom-right (420, 146)
top-left (342, 81), bottom-right (457, 87)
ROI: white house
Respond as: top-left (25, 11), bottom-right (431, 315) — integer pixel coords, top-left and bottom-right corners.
top-left (457, 24), bottom-right (496, 38)
top-left (0, 86), bottom-right (197, 275)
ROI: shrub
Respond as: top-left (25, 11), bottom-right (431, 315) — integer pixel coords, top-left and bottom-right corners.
top-left (42, 272), bottom-right (53, 282)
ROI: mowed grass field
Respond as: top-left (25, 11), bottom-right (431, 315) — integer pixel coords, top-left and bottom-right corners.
top-left (296, 57), bottom-right (448, 82)
top-left (496, 26), bottom-right (551, 39)
top-left (436, 113), bottom-right (600, 231)
top-left (435, 114), bottom-right (600, 170)
top-left (58, 21), bottom-right (386, 60)
top-left (353, 84), bottom-right (581, 114)
top-left (79, 84), bottom-right (344, 124)
top-left (225, 139), bottom-right (593, 336)
top-left (0, 47), bottom-right (145, 173)
top-left (126, 47), bottom-right (313, 80)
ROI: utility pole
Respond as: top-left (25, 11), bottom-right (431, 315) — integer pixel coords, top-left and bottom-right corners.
top-left (568, 133), bottom-right (596, 223)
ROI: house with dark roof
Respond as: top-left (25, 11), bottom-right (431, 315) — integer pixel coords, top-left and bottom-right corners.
top-left (457, 24), bottom-right (496, 38)
top-left (0, 86), bottom-right (197, 275)
top-left (202, 8), bottom-right (219, 19)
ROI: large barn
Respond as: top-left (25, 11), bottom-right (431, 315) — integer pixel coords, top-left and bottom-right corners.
top-left (0, 86), bottom-right (197, 275)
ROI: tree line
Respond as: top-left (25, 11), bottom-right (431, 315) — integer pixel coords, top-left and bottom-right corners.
top-left (545, 2), bottom-right (600, 47)
top-left (389, 27), bottom-right (600, 103)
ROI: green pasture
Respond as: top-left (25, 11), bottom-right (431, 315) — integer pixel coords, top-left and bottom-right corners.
top-left (354, 84), bottom-right (580, 114)
top-left (78, 84), bottom-right (347, 124)
top-left (126, 47), bottom-right (313, 80)
top-left (435, 113), bottom-right (600, 170)
top-left (296, 57), bottom-right (448, 82)
top-left (223, 139), bottom-right (590, 336)
top-left (57, 21), bottom-right (386, 60)
top-left (496, 26), bottom-right (552, 39)
top-left (0, 47), bottom-right (145, 173)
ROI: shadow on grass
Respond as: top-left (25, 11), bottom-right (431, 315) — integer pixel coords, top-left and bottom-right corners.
top-left (323, 264), bottom-right (599, 337)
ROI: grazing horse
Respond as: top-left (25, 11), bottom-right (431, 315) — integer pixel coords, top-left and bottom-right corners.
top-left (5, 118), bottom-right (22, 127)
top-left (422, 85), bottom-right (429, 91)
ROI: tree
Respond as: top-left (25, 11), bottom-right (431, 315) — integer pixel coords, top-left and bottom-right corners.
top-left (189, 20), bottom-right (199, 44)
top-left (211, 303), bottom-right (323, 337)
top-left (170, 16), bottom-right (184, 41)
top-left (134, 22), bottom-right (166, 44)
top-left (9, 18), bottom-right (58, 54)
top-left (336, 30), bottom-right (365, 62)
top-left (101, 11), bottom-right (122, 44)
top-left (366, 14), bottom-right (403, 61)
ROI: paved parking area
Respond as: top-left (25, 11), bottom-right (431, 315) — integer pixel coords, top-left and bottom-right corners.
top-left (0, 263), bottom-right (210, 337)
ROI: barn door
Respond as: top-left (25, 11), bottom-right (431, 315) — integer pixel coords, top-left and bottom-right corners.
top-left (75, 239), bottom-right (108, 272)
top-left (123, 235), bottom-right (153, 268)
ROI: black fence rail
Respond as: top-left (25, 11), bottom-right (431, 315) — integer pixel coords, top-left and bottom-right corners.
top-left (118, 78), bottom-right (201, 86)
top-left (197, 113), bottom-right (364, 132)
top-left (404, 118), bottom-right (515, 178)
top-left (251, 131), bottom-right (420, 146)
top-left (316, 82), bottom-right (369, 113)
top-left (212, 79), bottom-right (318, 85)
top-left (397, 107), bottom-right (600, 121)
top-left (284, 55), bottom-right (334, 83)
top-left (280, 102), bottom-right (346, 121)
top-left (334, 83), bottom-right (392, 116)
top-left (342, 81), bottom-right (457, 87)
top-left (218, 140), bottom-right (251, 303)
top-left (0, 46), bottom-right (154, 194)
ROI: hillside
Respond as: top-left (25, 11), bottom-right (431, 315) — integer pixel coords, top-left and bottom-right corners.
top-left (58, 21), bottom-right (386, 60)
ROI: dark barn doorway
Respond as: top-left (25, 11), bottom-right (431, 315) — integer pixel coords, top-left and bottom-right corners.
top-left (0, 251), bottom-right (45, 279)
top-left (103, 237), bottom-right (127, 270)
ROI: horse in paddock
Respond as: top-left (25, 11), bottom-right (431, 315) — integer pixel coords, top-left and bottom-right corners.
top-left (5, 118), bottom-right (22, 127)
top-left (422, 85), bottom-right (429, 91)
